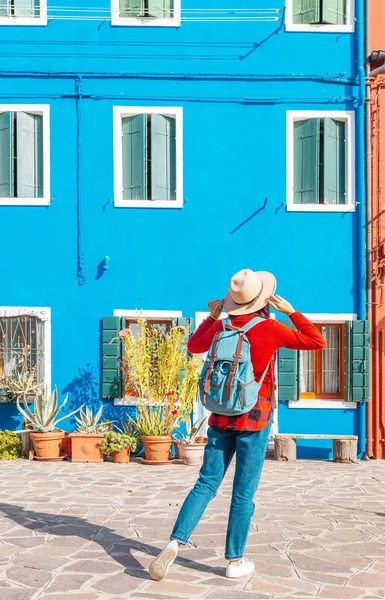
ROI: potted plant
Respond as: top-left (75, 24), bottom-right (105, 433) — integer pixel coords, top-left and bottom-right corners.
top-left (70, 406), bottom-right (113, 463)
top-left (16, 387), bottom-right (82, 460)
top-left (175, 417), bottom-right (208, 466)
top-left (0, 430), bottom-right (23, 460)
top-left (101, 430), bottom-right (138, 463)
top-left (119, 320), bottom-right (200, 465)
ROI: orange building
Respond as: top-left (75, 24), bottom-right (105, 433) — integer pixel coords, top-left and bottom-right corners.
top-left (367, 0), bottom-right (385, 458)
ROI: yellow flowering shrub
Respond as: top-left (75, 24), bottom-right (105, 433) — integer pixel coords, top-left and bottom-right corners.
top-left (119, 319), bottom-right (200, 436)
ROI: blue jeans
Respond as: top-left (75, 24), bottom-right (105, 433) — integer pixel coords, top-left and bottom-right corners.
top-left (170, 414), bottom-right (272, 560)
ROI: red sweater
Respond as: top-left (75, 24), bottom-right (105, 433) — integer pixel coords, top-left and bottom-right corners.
top-left (188, 312), bottom-right (327, 398)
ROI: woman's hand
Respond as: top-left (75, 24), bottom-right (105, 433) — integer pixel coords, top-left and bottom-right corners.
top-left (208, 299), bottom-right (225, 320)
top-left (268, 295), bottom-right (295, 316)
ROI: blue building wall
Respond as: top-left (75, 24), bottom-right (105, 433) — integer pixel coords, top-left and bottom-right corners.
top-left (0, 1), bottom-right (366, 458)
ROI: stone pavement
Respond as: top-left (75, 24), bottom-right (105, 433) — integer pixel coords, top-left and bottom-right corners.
top-left (0, 457), bottom-right (385, 600)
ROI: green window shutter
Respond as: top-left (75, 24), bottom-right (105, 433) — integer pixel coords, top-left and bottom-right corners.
top-left (323, 118), bottom-right (346, 205)
top-left (148, 0), bottom-right (172, 18)
top-left (122, 114), bottom-right (147, 201)
top-left (16, 112), bottom-right (43, 199)
top-left (322, 0), bottom-right (346, 24)
top-left (102, 317), bottom-right (124, 399)
top-left (119, 0), bottom-right (144, 17)
top-left (351, 320), bottom-right (370, 402)
top-left (0, 112), bottom-right (14, 198)
top-left (151, 114), bottom-right (176, 201)
top-left (0, 0), bottom-right (11, 16)
top-left (14, 0), bottom-right (39, 17)
top-left (344, 321), bottom-right (352, 402)
top-left (278, 321), bottom-right (299, 402)
top-left (293, 0), bottom-right (320, 24)
top-left (294, 119), bottom-right (320, 204)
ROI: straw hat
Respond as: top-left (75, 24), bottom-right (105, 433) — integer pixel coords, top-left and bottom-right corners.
top-left (224, 269), bottom-right (277, 316)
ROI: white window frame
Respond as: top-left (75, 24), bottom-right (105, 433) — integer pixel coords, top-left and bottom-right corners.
top-left (286, 110), bottom-right (355, 213)
top-left (285, 0), bottom-right (354, 33)
top-left (113, 106), bottom-right (183, 209)
top-left (113, 308), bottom-right (182, 405)
top-left (0, 104), bottom-right (50, 206)
top-left (0, 306), bottom-right (51, 395)
top-left (289, 313), bottom-right (357, 409)
top-left (111, 0), bottom-right (181, 27)
top-left (0, 0), bottom-right (47, 26)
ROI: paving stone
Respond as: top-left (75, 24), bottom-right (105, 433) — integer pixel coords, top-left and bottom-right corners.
top-left (45, 572), bottom-right (92, 592)
top-left (62, 559), bottom-right (121, 574)
top-left (39, 595), bottom-right (100, 600)
top-left (13, 551), bottom-right (67, 571)
top-left (205, 590), bottom-right (271, 599)
top-left (92, 572), bottom-right (146, 594)
top-left (0, 590), bottom-right (36, 600)
top-left (6, 565), bottom-right (52, 588)
top-left (288, 552), bottom-right (352, 574)
top-left (299, 570), bottom-right (351, 586)
top-left (142, 579), bottom-right (207, 596)
top-left (248, 578), bottom-right (292, 593)
top-left (348, 572), bottom-right (385, 587)
top-left (318, 585), bottom-right (365, 598)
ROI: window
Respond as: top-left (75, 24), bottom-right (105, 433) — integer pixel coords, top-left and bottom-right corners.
top-left (113, 106), bottom-right (183, 208)
top-left (278, 317), bottom-right (370, 408)
top-left (0, 308), bottom-right (51, 401)
top-left (111, 0), bottom-right (181, 26)
top-left (300, 324), bottom-right (344, 399)
top-left (286, 0), bottom-right (354, 31)
top-left (0, 0), bottom-right (47, 25)
top-left (286, 111), bottom-right (355, 212)
top-left (0, 105), bottom-right (50, 206)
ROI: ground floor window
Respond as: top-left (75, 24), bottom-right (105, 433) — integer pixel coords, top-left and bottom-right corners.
top-left (300, 323), bottom-right (344, 399)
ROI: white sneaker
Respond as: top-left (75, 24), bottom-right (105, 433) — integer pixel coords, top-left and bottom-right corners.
top-left (149, 540), bottom-right (179, 581)
top-left (226, 558), bottom-right (255, 579)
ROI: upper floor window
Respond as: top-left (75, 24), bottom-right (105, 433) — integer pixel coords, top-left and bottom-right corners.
top-left (285, 0), bottom-right (354, 32)
top-left (113, 106), bottom-right (183, 209)
top-left (0, 105), bottom-right (50, 206)
top-left (111, 0), bottom-right (181, 26)
top-left (0, 0), bottom-right (47, 25)
top-left (286, 111), bottom-right (355, 212)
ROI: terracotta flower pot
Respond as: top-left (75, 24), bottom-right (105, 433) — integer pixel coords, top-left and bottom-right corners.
top-left (141, 435), bottom-right (173, 464)
top-left (195, 436), bottom-right (208, 445)
top-left (30, 430), bottom-right (64, 460)
top-left (70, 434), bottom-right (104, 462)
top-left (112, 447), bottom-right (131, 464)
top-left (180, 442), bottom-right (206, 466)
top-left (61, 434), bottom-right (72, 458)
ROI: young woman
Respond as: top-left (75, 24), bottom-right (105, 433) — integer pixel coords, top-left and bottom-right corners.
top-left (149, 269), bottom-right (326, 581)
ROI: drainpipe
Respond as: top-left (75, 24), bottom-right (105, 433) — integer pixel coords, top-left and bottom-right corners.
top-left (356, 0), bottom-right (367, 459)
top-left (366, 0), bottom-right (373, 458)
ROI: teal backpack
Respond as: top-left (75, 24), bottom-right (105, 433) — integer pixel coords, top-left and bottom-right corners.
top-left (198, 317), bottom-right (273, 416)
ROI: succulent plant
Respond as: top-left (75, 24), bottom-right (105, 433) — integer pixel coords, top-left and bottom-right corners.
top-left (175, 416), bottom-right (207, 445)
top-left (16, 387), bottom-right (83, 433)
top-left (1, 369), bottom-right (42, 403)
top-left (101, 431), bottom-right (138, 456)
top-left (75, 405), bottom-right (113, 434)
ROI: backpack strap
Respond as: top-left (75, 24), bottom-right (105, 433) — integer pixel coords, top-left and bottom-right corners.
top-left (225, 332), bottom-right (244, 401)
top-left (242, 316), bottom-right (265, 333)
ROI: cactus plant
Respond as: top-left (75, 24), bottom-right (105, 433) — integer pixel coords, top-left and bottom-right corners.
top-left (175, 416), bottom-right (208, 445)
top-left (16, 387), bottom-right (82, 433)
top-left (74, 405), bottom-right (113, 434)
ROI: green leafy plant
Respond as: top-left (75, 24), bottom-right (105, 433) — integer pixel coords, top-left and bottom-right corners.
top-left (101, 431), bottom-right (138, 456)
top-left (75, 406), bottom-right (113, 434)
top-left (0, 430), bottom-right (23, 459)
top-left (16, 387), bottom-right (83, 433)
top-left (176, 417), bottom-right (208, 445)
top-left (1, 367), bottom-right (42, 404)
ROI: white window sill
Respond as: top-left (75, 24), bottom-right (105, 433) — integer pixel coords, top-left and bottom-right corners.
top-left (285, 23), bottom-right (354, 33)
top-left (111, 17), bottom-right (181, 27)
top-left (114, 199), bottom-right (183, 209)
top-left (0, 197), bottom-right (50, 206)
top-left (0, 17), bottom-right (47, 26)
top-left (114, 397), bottom-right (140, 406)
top-left (286, 204), bottom-right (355, 213)
top-left (289, 400), bottom-right (357, 409)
